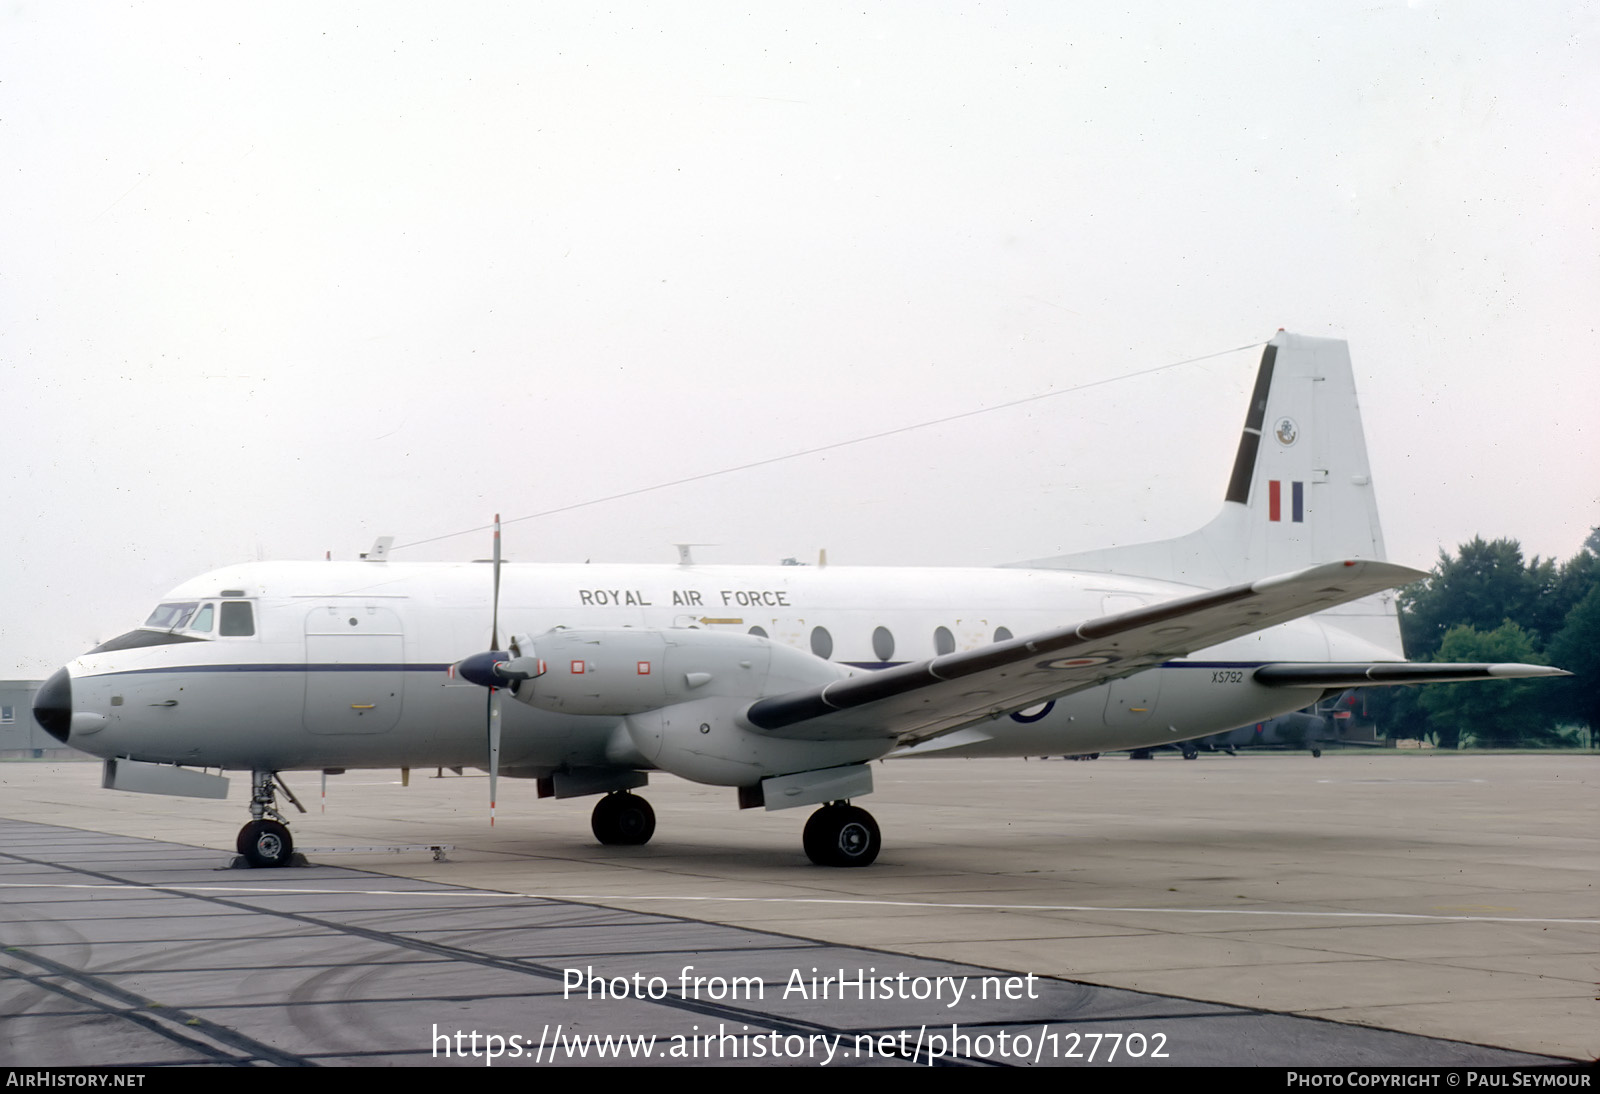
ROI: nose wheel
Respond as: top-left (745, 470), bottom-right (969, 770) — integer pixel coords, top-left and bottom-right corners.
top-left (803, 803), bottom-right (881, 867)
top-left (234, 770), bottom-right (304, 868)
top-left (237, 819), bottom-right (294, 867)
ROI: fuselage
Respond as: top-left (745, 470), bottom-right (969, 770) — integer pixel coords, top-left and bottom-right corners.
top-left (50, 559), bottom-right (1393, 777)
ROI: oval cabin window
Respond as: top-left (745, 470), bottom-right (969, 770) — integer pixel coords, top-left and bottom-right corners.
top-left (810, 626), bottom-right (834, 659)
top-left (871, 626), bottom-right (895, 661)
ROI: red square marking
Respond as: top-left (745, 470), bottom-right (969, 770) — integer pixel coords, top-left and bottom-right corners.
top-left (571, 660), bottom-right (585, 674)
top-left (637, 661), bottom-right (651, 675)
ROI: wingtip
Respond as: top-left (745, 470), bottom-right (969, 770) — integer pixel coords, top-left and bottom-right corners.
top-left (1339, 559), bottom-right (1428, 584)
top-left (1486, 664), bottom-right (1571, 679)
top-left (1251, 559), bottom-right (1426, 594)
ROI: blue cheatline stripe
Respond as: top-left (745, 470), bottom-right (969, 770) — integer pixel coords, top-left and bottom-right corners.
top-left (1163, 660), bottom-right (1272, 669)
top-left (92, 659), bottom-right (1273, 679)
top-left (1292, 480), bottom-right (1304, 522)
top-left (848, 660), bottom-right (1273, 671)
top-left (91, 663), bottom-right (455, 678)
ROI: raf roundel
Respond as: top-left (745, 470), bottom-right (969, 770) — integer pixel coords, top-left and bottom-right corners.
top-left (1037, 655), bottom-right (1114, 671)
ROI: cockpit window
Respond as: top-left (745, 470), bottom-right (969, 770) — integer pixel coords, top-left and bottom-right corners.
top-left (190, 604), bottom-right (215, 633)
top-left (144, 602), bottom-right (199, 630)
top-left (219, 601), bottom-right (255, 636)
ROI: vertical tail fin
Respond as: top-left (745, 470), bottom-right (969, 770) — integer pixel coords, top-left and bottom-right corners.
top-left (1007, 331), bottom-right (1401, 654)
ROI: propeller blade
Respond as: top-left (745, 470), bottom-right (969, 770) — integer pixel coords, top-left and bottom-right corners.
top-left (490, 513), bottom-right (502, 652)
top-left (488, 686), bottom-right (502, 827)
top-left (487, 514), bottom-right (503, 826)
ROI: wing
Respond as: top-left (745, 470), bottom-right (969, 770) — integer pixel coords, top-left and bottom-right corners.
top-left (1254, 663), bottom-right (1566, 687)
top-left (744, 559), bottom-right (1425, 746)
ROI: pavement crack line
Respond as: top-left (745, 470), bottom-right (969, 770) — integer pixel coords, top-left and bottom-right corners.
top-left (0, 947), bottom-right (315, 1066)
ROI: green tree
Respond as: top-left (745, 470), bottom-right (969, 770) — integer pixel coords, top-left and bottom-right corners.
top-left (1418, 622), bottom-right (1553, 748)
top-left (1548, 527), bottom-right (1600, 633)
top-left (1363, 682), bottom-right (1432, 744)
top-left (1381, 529), bottom-right (1597, 747)
top-left (1398, 538), bottom-right (1561, 658)
top-left (1545, 584), bottom-right (1600, 746)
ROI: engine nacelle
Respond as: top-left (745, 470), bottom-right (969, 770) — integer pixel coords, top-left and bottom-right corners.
top-left (624, 695), bottom-right (893, 786)
top-left (503, 627), bottom-right (846, 716)
top-left (496, 628), bottom-right (895, 785)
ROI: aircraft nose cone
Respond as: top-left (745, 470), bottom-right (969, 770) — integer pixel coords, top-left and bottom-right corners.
top-left (34, 667), bottom-right (72, 743)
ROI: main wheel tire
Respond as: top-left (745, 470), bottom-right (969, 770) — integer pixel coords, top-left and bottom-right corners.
top-left (237, 820), bottom-right (294, 868)
top-left (591, 792), bottom-right (656, 846)
top-left (803, 805), bottom-right (881, 868)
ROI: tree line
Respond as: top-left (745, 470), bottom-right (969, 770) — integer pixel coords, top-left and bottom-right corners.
top-left (1365, 529), bottom-right (1599, 748)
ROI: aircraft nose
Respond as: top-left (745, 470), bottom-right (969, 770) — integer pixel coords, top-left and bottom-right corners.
top-left (33, 667), bottom-right (72, 743)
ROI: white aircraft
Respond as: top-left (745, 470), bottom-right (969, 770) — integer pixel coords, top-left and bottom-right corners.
top-left (33, 333), bottom-right (1562, 868)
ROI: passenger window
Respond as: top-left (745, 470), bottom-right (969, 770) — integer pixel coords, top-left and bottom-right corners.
top-left (219, 601), bottom-right (255, 636)
top-left (871, 626), bottom-right (895, 661)
top-left (934, 626), bottom-right (955, 655)
top-left (190, 604), bottom-right (215, 633)
top-left (994, 626), bottom-right (1013, 643)
top-left (748, 625), bottom-right (768, 638)
top-left (810, 626), bottom-right (833, 660)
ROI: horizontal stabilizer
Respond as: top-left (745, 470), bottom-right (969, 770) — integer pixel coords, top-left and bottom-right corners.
top-left (1254, 663), bottom-right (1568, 688)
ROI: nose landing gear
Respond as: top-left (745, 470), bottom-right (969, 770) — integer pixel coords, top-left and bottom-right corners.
top-left (235, 771), bottom-right (305, 868)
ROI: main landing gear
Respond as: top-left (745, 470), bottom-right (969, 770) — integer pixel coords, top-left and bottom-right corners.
top-left (236, 770), bottom-right (305, 868)
top-left (585, 791), bottom-right (881, 866)
top-left (591, 791), bottom-right (656, 846)
top-left (803, 802), bottom-right (881, 867)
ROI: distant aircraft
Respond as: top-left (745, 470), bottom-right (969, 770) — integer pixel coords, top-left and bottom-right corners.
top-left (33, 333), bottom-right (1563, 868)
top-left (1128, 690), bottom-right (1372, 758)
top-left (1201, 690), bottom-right (1376, 757)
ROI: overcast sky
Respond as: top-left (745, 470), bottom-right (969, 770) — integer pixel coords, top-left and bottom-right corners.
top-left (4, 2), bottom-right (1596, 676)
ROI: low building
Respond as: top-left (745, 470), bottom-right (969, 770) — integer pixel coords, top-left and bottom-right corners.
top-left (0, 679), bottom-right (86, 759)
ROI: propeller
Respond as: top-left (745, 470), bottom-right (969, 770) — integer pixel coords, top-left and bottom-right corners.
top-left (486, 514), bottom-right (502, 826)
top-left (446, 515), bottom-right (544, 826)
top-left (446, 516), bottom-right (505, 826)
top-left (493, 513), bottom-right (516, 825)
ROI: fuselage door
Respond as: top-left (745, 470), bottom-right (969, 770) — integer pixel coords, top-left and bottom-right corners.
top-left (1103, 671), bottom-right (1164, 726)
top-left (304, 605), bottom-right (406, 735)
